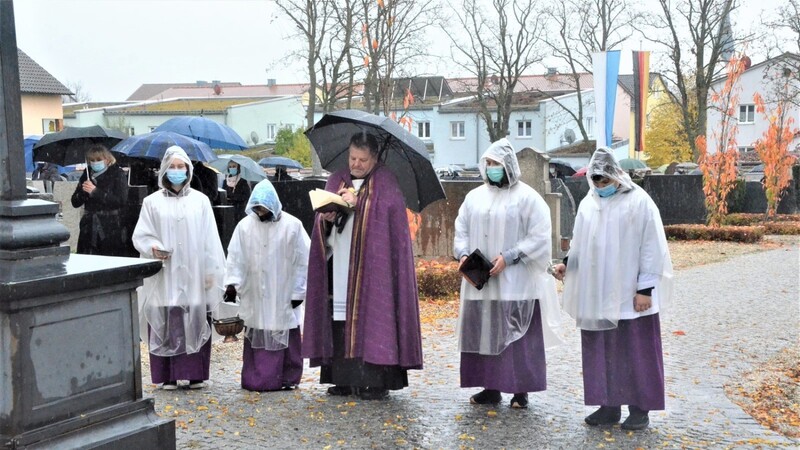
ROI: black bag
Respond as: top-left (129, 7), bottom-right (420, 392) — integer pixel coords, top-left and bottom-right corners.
top-left (459, 249), bottom-right (493, 290)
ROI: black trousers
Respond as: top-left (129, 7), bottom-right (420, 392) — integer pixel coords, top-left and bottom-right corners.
top-left (319, 320), bottom-right (408, 391)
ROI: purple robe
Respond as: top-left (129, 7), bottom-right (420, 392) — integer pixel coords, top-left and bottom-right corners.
top-left (149, 307), bottom-right (211, 384)
top-left (460, 300), bottom-right (546, 393)
top-left (581, 313), bottom-right (665, 411)
top-left (302, 165), bottom-right (423, 370)
top-left (241, 328), bottom-right (303, 391)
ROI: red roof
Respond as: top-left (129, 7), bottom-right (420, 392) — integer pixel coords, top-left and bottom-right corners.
top-left (448, 73), bottom-right (594, 95)
top-left (144, 84), bottom-right (310, 101)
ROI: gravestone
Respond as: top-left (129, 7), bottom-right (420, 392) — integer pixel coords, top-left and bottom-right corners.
top-left (0, 2), bottom-right (174, 448)
top-left (516, 147), bottom-right (564, 258)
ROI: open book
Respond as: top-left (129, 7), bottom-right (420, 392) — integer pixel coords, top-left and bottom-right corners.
top-left (459, 249), bottom-right (493, 290)
top-left (309, 188), bottom-right (352, 213)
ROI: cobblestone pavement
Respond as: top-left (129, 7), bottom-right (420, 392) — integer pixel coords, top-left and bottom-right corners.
top-left (144, 242), bottom-right (799, 449)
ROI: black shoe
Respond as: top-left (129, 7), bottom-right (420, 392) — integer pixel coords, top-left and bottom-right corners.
top-left (281, 383), bottom-right (297, 391)
top-left (469, 389), bottom-right (502, 405)
top-left (621, 405), bottom-right (650, 430)
top-left (510, 393), bottom-right (528, 409)
top-left (359, 387), bottom-right (389, 400)
top-left (584, 406), bottom-right (622, 426)
top-left (326, 385), bottom-right (353, 396)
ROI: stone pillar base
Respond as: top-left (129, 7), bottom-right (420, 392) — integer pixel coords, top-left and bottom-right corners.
top-left (3, 399), bottom-right (174, 449)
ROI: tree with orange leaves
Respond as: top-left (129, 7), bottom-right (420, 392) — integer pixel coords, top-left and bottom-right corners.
top-left (698, 55), bottom-right (746, 227)
top-left (753, 93), bottom-right (797, 219)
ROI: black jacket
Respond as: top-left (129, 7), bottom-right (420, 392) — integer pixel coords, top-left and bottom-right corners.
top-left (70, 164), bottom-right (134, 256)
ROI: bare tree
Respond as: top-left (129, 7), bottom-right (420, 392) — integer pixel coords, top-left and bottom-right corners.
top-left (775, 0), bottom-right (800, 53)
top-left (541, 0), bottom-right (639, 142)
top-left (758, 0), bottom-right (800, 112)
top-left (274, 0), bottom-right (358, 174)
top-left (316, 0), bottom-right (357, 113)
top-left (641, 0), bottom-right (741, 161)
top-left (448, 0), bottom-right (544, 142)
top-left (62, 80), bottom-right (91, 103)
top-left (356, 0), bottom-right (438, 116)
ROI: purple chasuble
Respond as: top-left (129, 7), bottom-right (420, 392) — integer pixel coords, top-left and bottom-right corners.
top-left (303, 165), bottom-right (423, 370)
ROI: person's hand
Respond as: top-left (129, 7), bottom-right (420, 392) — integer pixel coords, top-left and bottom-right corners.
top-left (337, 188), bottom-right (357, 207)
top-left (82, 180), bottom-right (96, 195)
top-left (320, 211), bottom-right (337, 222)
top-left (458, 255), bottom-right (468, 270)
top-left (552, 263), bottom-right (566, 281)
top-left (152, 246), bottom-right (170, 260)
top-left (224, 285), bottom-right (237, 303)
top-left (489, 255), bottom-right (506, 277)
top-left (633, 293), bottom-right (652, 312)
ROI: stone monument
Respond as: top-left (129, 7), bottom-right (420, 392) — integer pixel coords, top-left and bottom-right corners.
top-left (516, 147), bottom-right (564, 258)
top-left (0, 2), bottom-right (174, 448)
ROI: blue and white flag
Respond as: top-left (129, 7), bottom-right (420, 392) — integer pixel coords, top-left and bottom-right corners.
top-left (592, 51), bottom-right (621, 148)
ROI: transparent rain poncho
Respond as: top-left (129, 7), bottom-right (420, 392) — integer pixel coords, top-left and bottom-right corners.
top-left (133, 146), bottom-right (226, 356)
top-left (225, 179), bottom-right (310, 350)
top-left (562, 147), bottom-right (674, 330)
top-left (453, 138), bottom-right (562, 355)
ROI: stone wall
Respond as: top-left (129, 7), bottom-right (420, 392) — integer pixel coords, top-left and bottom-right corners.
top-left (40, 172), bottom-right (798, 261)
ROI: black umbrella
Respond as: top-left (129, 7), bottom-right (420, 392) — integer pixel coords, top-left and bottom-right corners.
top-left (304, 110), bottom-right (445, 212)
top-left (32, 125), bottom-right (127, 166)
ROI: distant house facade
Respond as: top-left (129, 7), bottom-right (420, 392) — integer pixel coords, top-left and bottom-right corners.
top-left (378, 73), bottom-right (632, 168)
top-left (64, 95), bottom-right (306, 148)
top-left (226, 96), bottom-right (306, 145)
top-left (18, 49), bottom-right (72, 135)
top-left (706, 52), bottom-right (800, 156)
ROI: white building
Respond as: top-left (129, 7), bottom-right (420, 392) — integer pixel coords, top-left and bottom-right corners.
top-left (706, 52), bottom-right (800, 156)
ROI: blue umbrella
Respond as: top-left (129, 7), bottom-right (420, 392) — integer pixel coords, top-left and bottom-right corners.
top-left (257, 156), bottom-right (304, 169)
top-left (154, 116), bottom-right (248, 150)
top-left (209, 154), bottom-right (266, 182)
top-left (24, 135), bottom-right (42, 172)
top-left (111, 131), bottom-right (217, 163)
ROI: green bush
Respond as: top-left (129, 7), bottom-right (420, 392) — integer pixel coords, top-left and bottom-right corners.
top-left (664, 224), bottom-right (764, 243)
top-left (763, 222), bottom-right (800, 235)
top-left (416, 259), bottom-right (462, 298)
top-left (722, 214), bottom-right (800, 234)
top-left (726, 179), bottom-right (748, 213)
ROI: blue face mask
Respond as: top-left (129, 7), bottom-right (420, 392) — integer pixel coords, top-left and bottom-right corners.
top-left (596, 183), bottom-right (618, 198)
top-left (486, 166), bottom-right (505, 183)
top-left (228, 167), bottom-right (239, 176)
top-left (166, 169), bottom-right (188, 185)
top-left (90, 161), bottom-right (106, 173)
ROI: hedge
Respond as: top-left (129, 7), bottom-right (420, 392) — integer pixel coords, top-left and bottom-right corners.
top-left (664, 224), bottom-right (765, 243)
top-left (416, 259), bottom-right (462, 298)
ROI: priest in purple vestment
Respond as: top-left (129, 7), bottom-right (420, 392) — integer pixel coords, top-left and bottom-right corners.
top-left (552, 148), bottom-right (673, 430)
top-left (303, 131), bottom-right (423, 401)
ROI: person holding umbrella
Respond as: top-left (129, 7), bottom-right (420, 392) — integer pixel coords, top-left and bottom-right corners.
top-left (70, 144), bottom-right (133, 256)
top-left (550, 147), bottom-right (673, 430)
top-left (132, 145), bottom-right (226, 390)
top-left (224, 159), bottom-right (251, 223)
top-left (454, 139), bottom-right (562, 409)
top-left (223, 179), bottom-right (310, 391)
top-left (303, 131), bottom-right (423, 401)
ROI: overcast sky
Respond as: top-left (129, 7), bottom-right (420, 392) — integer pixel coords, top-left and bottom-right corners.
top-left (13, 0), bottom-right (790, 102)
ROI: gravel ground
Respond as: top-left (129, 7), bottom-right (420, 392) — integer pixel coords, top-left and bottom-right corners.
top-left (140, 236), bottom-right (799, 449)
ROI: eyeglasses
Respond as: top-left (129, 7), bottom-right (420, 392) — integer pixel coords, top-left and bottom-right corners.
top-left (590, 174), bottom-right (609, 182)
